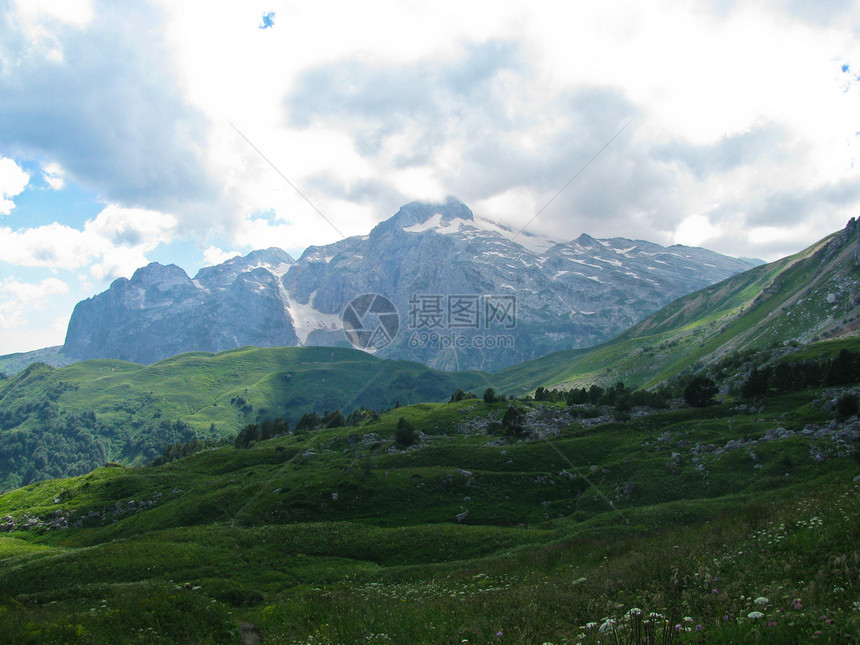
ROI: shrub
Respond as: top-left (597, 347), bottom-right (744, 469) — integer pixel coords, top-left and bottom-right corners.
top-left (296, 412), bottom-right (321, 432)
top-left (322, 410), bottom-right (346, 428)
top-left (501, 405), bottom-right (527, 438)
top-left (684, 376), bottom-right (718, 407)
top-left (741, 367), bottom-right (770, 398)
top-left (566, 387), bottom-right (588, 405)
top-left (449, 389), bottom-right (476, 402)
top-left (234, 423), bottom-right (259, 449)
top-left (835, 392), bottom-right (859, 419)
top-left (394, 417), bottom-right (418, 447)
top-left (483, 388), bottom-right (496, 404)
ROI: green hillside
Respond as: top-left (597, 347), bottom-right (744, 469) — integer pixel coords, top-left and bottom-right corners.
top-left (0, 347), bottom-right (858, 643)
top-left (494, 219), bottom-right (860, 392)
top-left (0, 346), bottom-right (490, 491)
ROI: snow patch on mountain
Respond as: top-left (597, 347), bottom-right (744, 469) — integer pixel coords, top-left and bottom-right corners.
top-left (404, 214), bottom-right (468, 235)
top-left (472, 216), bottom-right (561, 253)
top-left (285, 292), bottom-right (342, 344)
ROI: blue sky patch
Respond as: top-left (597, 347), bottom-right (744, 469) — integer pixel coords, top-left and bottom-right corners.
top-left (259, 12), bottom-right (275, 29)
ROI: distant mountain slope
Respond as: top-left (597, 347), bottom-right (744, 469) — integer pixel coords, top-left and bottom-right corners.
top-left (0, 346), bottom-right (490, 491)
top-left (0, 346), bottom-right (73, 375)
top-left (63, 249), bottom-right (300, 365)
top-left (493, 218), bottom-right (860, 392)
top-left (61, 198), bottom-right (757, 371)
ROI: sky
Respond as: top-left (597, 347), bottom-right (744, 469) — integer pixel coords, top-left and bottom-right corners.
top-left (1, 0), bottom-right (860, 355)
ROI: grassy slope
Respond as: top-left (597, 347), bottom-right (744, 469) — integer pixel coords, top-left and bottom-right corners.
top-left (0, 377), bottom-right (857, 643)
top-left (493, 224), bottom-right (860, 392)
top-left (0, 346), bottom-right (491, 490)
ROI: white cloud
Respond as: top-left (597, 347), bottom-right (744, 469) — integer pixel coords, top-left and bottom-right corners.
top-left (0, 204), bottom-right (177, 279)
top-left (0, 1), bottom-right (222, 223)
top-left (84, 204), bottom-right (177, 249)
top-left (11, 0), bottom-right (94, 63)
top-left (673, 214), bottom-right (721, 247)
top-left (42, 162), bottom-right (64, 189)
top-left (0, 157), bottom-right (29, 215)
top-left (202, 246), bottom-right (240, 266)
top-left (13, 0), bottom-right (93, 27)
top-left (0, 276), bottom-right (69, 330)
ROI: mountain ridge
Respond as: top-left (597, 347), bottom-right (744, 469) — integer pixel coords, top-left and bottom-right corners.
top-left (58, 198), bottom-right (758, 370)
top-left (0, 218), bottom-right (856, 492)
top-left (493, 217), bottom-right (860, 392)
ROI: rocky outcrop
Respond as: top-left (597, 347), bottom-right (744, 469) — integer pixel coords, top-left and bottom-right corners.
top-left (64, 251), bottom-right (298, 364)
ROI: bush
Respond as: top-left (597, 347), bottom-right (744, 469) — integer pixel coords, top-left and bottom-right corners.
top-left (234, 423), bottom-right (259, 449)
top-left (501, 405), bottom-right (527, 438)
top-left (394, 417), bottom-right (418, 447)
top-left (566, 387), bottom-right (588, 405)
top-left (740, 367), bottom-right (771, 398)
top-left (296, 412), bottom-right (321, 432)
top-left (450, 389), bottom-right (476, 402)
top-left (322, 410), bottom-right (346, 429)
top-left (835, 393), bottom-right (859, 419)
top-left (483, 388), bottom-right (496, 404)
top-left (684, 376), bottom-right (718, 408)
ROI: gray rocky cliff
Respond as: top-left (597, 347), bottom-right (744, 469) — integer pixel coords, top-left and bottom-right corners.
top-left (63, 199), bottom-right (758, 369)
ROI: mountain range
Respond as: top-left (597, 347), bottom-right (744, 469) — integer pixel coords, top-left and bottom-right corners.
top-left (57, 198), bottom-right (758, 371)
top-left (1, 216), bottom-right (856, 491)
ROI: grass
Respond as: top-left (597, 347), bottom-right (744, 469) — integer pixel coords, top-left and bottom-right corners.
top-left (0, 346), bottom-right (492, 491)
top-left (0, 375), bottom-right (858, 643)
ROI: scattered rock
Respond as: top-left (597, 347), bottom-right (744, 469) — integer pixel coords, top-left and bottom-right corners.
top-left (622, 480), bottom-right (636, 498)
top-left (240, 622), bottom-right (262, 645)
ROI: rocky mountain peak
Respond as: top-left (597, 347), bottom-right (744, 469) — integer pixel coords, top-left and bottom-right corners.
top-left (573, 233), bottom-right (599, 247)
top-left (240, 247), bottom-right (295, 267)
top-left (128, 263), bottom-right (193, 290)
top-left (194, 248), bottom-right (295, 288)
top-left (371, 197), bottom-right (474, 237)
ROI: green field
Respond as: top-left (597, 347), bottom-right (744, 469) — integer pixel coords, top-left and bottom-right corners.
top-left (1, 365), bottom-right (858, 643)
